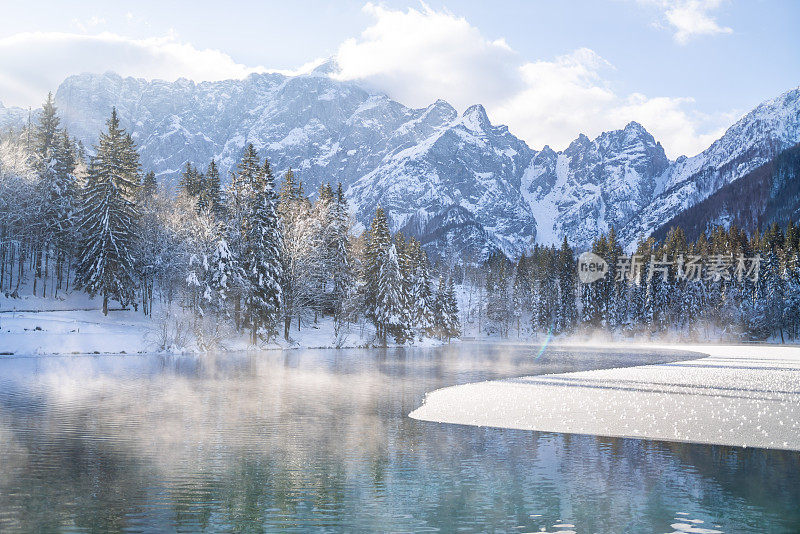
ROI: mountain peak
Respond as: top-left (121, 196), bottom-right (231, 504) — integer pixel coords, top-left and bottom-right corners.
top-left (624, 121), bottom-right (646, 133)
top-left (307, 57), bottom-right (341, 77)
top-left (461, 104), bottom-right (491, 131)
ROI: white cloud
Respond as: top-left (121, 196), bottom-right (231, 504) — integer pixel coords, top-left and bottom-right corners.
top-left (643, 0), bottom-right (733, 44)
top-left (332, 4), bottom-right (727, 157)
top-left (0, 3), bottom-right (733, 158)
top-left (333, 3), bottom-right (523, 110)
top-left (0, 31), bottom-right (266, 108)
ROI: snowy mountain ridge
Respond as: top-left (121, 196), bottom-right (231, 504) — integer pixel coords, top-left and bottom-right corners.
top-left (52, 70), bottom-right (539, 258)
top-left (618, 86), bottom-right (800, 249)
top-left (4, 70), bottom-right (799, 257)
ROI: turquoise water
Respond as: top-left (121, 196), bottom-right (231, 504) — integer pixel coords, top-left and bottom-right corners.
top-left (0, 344), bottom-right (797, 533)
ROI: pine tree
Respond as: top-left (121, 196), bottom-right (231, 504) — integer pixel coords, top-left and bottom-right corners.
top-left (393, 232), bottom-right (414, 341)
top-left (511, 253), bottom-right (532, 337)
top-left (180, 162), bottom-right (201, 199)
top-left (435, 275), bottom-right (460, 342)
top-left (141, 171), bottom-right (157, 199)
top-left (363, 207), bottom-right (408, 344)
top-left (405, 238), bottom-right (435, 338)
top-left (49, 129), bottom-right (78, 295)
top-left (223, 144), bottom-right (262, 330)
top-left (75, 108), bottom-right (141, 315)
top-left (485, 252), bottom-right (511, 337)
top-left (241, 155), bottom-right (284, 343)
top-left (33, 93), bottom-right (64, 297)
top-left (364, 206), bottom-right (392, 326)
top-left (204, 159), bottom-right (223, 218)
top-left (330, 183), bottom-right (353, 324)
top-left (35, 92), bottom-right (60, 176)
top-left (207, 237), bottom-right (245, 317)
top-left (557, 236), bottom-right (578, 334)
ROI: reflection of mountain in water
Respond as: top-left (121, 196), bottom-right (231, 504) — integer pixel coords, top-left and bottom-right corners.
top-left (0, 346), bottom-right (797, 532)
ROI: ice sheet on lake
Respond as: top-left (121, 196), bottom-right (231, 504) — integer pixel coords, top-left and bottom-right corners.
top-left (409, 344), bottom-right (800, 451)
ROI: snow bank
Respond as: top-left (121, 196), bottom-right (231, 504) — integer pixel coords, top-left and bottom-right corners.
top-left (409, 344), bottom-right (800, 451)
top-left (0, 291), bottom-right (411, 355)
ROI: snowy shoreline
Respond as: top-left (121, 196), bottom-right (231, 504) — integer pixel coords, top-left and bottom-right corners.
top-left (409, 343), bottom-right (800, 451)
top-left (0, 294), bottom-right (434, 355)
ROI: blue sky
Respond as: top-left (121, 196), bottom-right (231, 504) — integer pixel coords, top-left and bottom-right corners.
top-left (0, 1), bottom-right (797, 157)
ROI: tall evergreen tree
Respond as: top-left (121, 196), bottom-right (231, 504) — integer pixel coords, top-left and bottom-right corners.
top-left (511, 253), bottom-right (532, 336)
top-left (204, 159), bottom-right (223, 218)
top-left (141, 170), bottom-right (157, 199)
top-left (75, 109), bottom-right (141, 315)
top-left (241, 156), bottom-right (284, 343)
top-left (407, 238), bottom-right (436, 338)
top-left (435, 275), bottom-right (460, 342)
top-left (557, 236), bottom-right (578, 333)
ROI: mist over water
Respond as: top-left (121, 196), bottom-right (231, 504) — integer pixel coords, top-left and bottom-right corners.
top-left (0, 345), bottom-right (797, 533)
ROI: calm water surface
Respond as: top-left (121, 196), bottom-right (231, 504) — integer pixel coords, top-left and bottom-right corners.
top-left (0, 344), bottom-right (797, 533)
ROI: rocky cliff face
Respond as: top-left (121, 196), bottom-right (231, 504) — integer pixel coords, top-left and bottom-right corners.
top-left (619, 87), bottom-right (800, 249)
top-left (54, 70), bottom-right (538, 257)
top-left (5, 69), bottom-right (793, 257)
top-left (522, 121), bottom-right (670, 248)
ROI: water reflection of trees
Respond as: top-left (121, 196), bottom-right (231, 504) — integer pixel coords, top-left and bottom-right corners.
top-left (0, 347), bottom-right (795, 532)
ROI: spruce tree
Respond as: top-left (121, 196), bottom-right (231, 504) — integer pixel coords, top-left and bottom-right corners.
top-left (75, 108), bottom-right (141, 315)
top-left (180, 162), bottom-right (201, 199)
top-left (207, 238), bottom-right (245, 317)
top-left (241, 155), bottom-right (284, 343)
top-left (329, 183), bottom-right (353, 327)
top-left (364, 207), bottom-right (392, 325)
top-left (435, 275), bottom-right (460, 342)
top-left (557, 236), bottom-right (578, 334)
top-left (407, 238), bottom-right (436, 338)
top-left (381, 242), bottom-right (409, 343)
top-left (204, 159), bottom-right (223, 218)
top-left (141, 171), bottom-right (157, 199)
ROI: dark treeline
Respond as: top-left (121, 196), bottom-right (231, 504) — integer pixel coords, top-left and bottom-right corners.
top-left (0, 96), bottom-right (460, 348)
top-left (651, 142), bottom-right (800, 243)
top-left (464, 224), bottom-right (800, 342)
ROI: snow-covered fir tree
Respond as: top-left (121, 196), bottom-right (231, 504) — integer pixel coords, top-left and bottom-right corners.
top-left (557, 237), bottom-right (578, 334)
top-left (363, 207), bottom-right (407, 345)
top-left (75, 108), bottom-right (141, 315)
top-left (407, 238), bottom-right (436, 338)
top-left (435, 275), bottom-right (460, 342)
top-left (240, 151), bottom-right (284, 343)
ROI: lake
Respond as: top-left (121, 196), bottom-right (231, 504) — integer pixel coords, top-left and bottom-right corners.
top-left (0, 344), bottom-right (797, 533)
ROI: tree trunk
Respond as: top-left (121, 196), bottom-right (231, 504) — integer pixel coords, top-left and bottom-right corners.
top-left (234, 298), bottom-right (241, 331)
top-left (42, 249), bottom-right (49, 298)
top-left (64, 255), bottom-right (71, 293)
top-left (103, 292), bottom-right (109, 316)
top-left (33, 249), bottom-right (39, 296)
top-left (251, 317), bottom-right (259, 345)
top-left (0, 243), bottom-right (5, 293)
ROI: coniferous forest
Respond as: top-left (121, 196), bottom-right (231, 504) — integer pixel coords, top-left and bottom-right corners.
top-left (0, 97), bottom-right (460, 347)
top-left (2, 96), bottom-right (800, 347)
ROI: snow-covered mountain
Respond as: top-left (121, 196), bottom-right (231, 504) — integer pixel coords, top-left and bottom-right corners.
top-left (53, 70), bottom-right (538, 257)
top-left (5, 67), bottom-right (798, 257)
top-left (521, 121), bottom-right (670, 248)
top-left (348, 103), bottom-right (536, 257)
top-left (618, 87), bottom-right (800, 249)
top-left (0, 100), bottom-right (30, 131)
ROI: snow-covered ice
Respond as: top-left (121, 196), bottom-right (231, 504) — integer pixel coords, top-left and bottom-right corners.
top-left (409, 344), bottom-right (800, 451)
